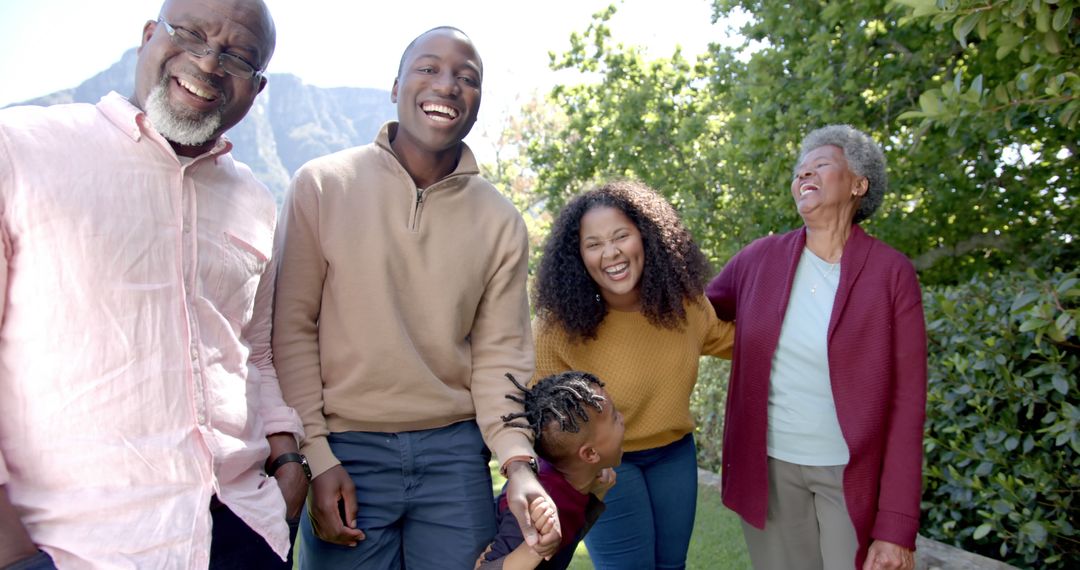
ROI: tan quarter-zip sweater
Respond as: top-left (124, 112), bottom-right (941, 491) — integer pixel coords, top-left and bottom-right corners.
top-left (272, 122), bottom-right (535, 477)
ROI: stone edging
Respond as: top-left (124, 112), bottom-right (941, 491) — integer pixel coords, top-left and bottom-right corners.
top-left (696, 468), bottom-right (1019, 570)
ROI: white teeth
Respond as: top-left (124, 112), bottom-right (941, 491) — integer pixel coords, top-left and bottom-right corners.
top-left (178, 78), bottom-right (215, 101)
top-left (800, 184), bottom-right (818, 196)
top-left (421, 103), bottom-right (459, 119)
top-left (604, 263), bottom-right (628, 275)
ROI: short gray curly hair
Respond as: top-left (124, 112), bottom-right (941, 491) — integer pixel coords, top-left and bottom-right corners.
top-left (797, 125), bottom-right (887, 224)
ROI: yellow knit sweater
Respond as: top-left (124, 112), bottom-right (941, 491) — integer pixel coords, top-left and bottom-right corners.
top-left (534, 296), bottom-right (734, 452)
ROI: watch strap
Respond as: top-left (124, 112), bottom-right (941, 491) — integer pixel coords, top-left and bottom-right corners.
top-left (266, 452), bottom-right (311, 480)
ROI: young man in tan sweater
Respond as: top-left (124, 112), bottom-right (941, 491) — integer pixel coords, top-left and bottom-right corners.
top-left (272, 26), bottom-right (559, 568)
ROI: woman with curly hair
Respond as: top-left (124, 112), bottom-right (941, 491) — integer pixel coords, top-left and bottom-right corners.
top-left (532, 179), bottom-right (734, 569)
top-left (707, 125), bottom-right (926, 570)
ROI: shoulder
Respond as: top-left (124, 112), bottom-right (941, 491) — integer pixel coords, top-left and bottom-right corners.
top-left (287, 143), bottom-right (385, 205)
top-left (465, 175), bottom-right (524, 224)
top-left (720, 229), bottom-right (800, 278)
top-left (856, 228), bottom-right (918, 279)
top-left (739, 229), bottom-right (800, 260)
top-left (0, 103), bottom-right (101, 146)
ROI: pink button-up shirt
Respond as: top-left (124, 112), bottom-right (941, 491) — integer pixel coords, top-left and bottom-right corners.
top-left (0, 93), bottom-right (303, 569)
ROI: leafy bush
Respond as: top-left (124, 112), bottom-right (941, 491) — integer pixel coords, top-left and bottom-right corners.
top-left (689, 269), bottom-right (1078, 568)
top-left (921, 269), bottom-right (1079, 568)
top-left (692, 356), bottom-right (731, 474)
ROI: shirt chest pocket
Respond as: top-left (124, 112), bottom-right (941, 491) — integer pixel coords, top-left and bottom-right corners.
top-left (203, 230), bottom-right (271, 326)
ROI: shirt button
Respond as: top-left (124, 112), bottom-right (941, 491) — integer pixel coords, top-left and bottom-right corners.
top-left (191, 347), bottom-right (199, 360)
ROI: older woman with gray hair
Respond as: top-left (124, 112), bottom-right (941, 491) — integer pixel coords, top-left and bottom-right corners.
top-left (706, 125), bottom-right (927, 570)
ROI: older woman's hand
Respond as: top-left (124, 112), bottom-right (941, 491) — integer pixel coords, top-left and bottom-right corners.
top-left (862, 539), bottom-right (914, 570)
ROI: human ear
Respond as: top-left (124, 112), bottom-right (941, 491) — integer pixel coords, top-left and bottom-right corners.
top-left (391, 79), bottom-right (399, 103)
top-left (139, 20), bottom-right (156, 51)
top-left (579, 444), bottom-right (601, 465)
top-left (852, 177), bottom-right (869, 197)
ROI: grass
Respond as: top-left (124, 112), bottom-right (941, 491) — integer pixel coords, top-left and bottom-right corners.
top-left (491, 462), bottom-right (751, 570)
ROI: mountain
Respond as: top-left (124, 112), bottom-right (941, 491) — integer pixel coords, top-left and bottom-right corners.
top-left (14, 49), bottom-right (396, 201)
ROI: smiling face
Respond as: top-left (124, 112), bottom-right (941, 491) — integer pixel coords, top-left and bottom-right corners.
top-left (579, 205), bottom-right (645, 311)
top-left (391, 28), bottom-right (482, 155)
top-left (791, 144), bottom-right (867, 223)
top-left (133, 0), bottom-right (273, 155)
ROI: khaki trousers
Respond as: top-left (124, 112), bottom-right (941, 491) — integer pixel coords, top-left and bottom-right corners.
top-left (741, 458), bottom-right (859, 570)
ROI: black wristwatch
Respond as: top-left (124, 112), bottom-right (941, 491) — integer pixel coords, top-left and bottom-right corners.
top-left (266, 452), bottom-right (312, 481)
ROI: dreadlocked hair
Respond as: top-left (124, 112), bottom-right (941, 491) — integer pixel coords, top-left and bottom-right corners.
top-left (533, 179), bottom-right (711, 342)
top-left (501, 371), bottom-right (606, 462)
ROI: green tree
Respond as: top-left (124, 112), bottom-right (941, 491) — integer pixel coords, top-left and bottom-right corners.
top-left (526, 0), bottom-right (1077, 285)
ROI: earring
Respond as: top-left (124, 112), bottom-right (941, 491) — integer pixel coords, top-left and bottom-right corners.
top-left (595, 293), bottom-right (602, 303)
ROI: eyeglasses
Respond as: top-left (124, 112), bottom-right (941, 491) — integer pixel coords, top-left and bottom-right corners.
top-left (157, 18), bottom-right (263, 79)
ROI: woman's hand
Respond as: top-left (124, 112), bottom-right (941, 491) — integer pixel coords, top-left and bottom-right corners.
top-left (862, 539), bottom-right (914, 570)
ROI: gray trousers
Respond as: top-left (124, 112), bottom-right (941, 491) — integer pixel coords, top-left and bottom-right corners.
top-left (741, 457), bottom-right (860, 570)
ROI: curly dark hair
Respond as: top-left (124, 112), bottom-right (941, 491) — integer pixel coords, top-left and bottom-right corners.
top-left (501, 371), bottom-right (606, 462)
top-left (533, 179), bottom-right (711, 341)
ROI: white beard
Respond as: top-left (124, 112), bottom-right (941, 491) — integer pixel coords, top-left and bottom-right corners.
top-left (143, 81), bottom-right (222, 147)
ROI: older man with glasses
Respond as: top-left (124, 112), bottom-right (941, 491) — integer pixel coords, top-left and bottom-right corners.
top-left (0, 1), bottom-right (305, 569)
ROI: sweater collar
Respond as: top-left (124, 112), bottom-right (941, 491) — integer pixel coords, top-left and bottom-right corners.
top-left (374, 121), bottom-right (481, 179)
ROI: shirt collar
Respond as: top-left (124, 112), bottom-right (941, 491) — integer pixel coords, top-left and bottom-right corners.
top-left (96, 91), bottom-right (232, 159)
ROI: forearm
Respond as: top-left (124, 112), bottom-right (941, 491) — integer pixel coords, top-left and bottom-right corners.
top-left (0, 486), bottom-right (38, 567)
top-left (266, 432), bottom-right (300, 461)
top-left (499, 543), bottom-right (544, 570)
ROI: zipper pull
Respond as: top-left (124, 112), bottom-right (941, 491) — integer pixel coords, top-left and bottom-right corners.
top-left (416, 188), bottom-right (424, 205)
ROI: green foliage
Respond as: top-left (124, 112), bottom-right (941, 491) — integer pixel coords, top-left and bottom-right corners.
top-left (691, 356), bottom-right (731, 474)
top-left (922, 269), bottom-right (1079, 567)
top-left (894, 0), bottom-right (1080, 131)
top-left (513, 3), bottom-right (1080, 565)
top-left (525, 1), bottom-right (1078, 286)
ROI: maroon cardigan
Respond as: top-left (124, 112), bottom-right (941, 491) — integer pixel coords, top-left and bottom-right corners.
top-left (706, 225), bottom-right (927, 568)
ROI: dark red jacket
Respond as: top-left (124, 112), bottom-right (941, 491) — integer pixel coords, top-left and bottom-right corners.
top-left (706, 225), bottom-right (927, 568)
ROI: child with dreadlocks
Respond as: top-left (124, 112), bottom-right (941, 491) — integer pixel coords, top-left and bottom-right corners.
top-left (476, 371), bottom-right (625, 570)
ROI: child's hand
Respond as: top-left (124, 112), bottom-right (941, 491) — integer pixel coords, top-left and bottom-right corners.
top-left (589, 467), bottom-right (617, 499)
top-left (529, 496), bottom-right (560, 560)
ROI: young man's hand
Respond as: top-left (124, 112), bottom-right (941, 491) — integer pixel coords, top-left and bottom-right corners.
top-left (504, 462), bottom-right (562, 559)
top-left (308, 465), bottom-right (366, 546)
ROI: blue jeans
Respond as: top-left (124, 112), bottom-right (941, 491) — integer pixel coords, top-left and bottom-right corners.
top-left (584, 433), bottom-right (698, 570)
top-left (299, 421), bottom-right (497, 569)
